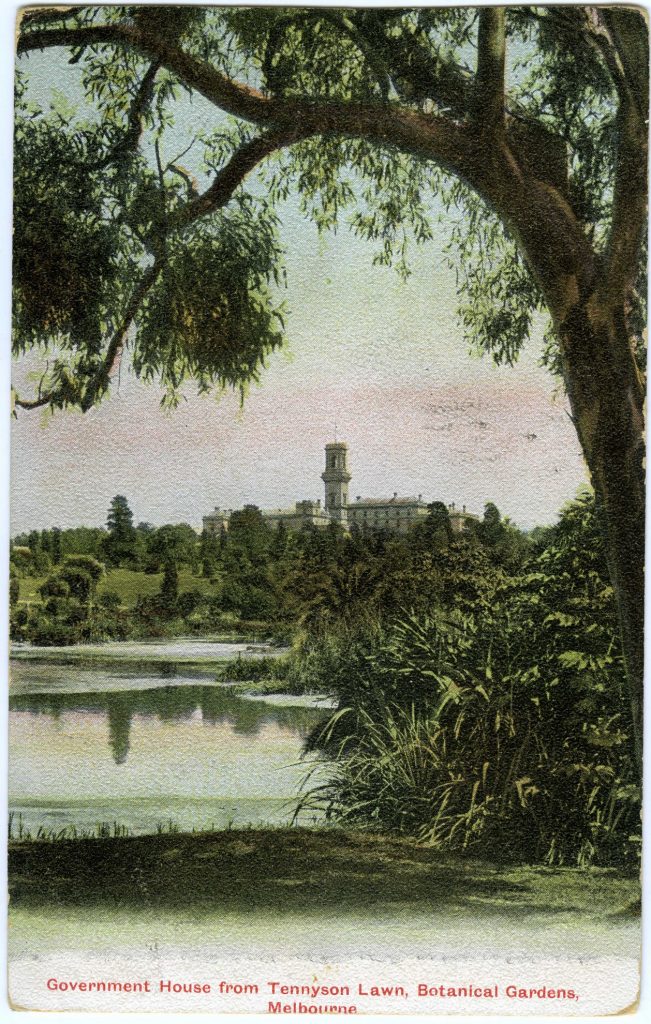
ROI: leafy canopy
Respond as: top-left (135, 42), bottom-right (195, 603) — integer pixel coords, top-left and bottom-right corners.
top-left (13, 5), bottom-right (646, 410)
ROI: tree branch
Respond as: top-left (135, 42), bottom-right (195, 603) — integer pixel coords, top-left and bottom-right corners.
top-left (13, 128), bottom-right (304, 412)
top-left (354, 10), bottom-right (471, 115)
top-left (473, 8), bottom-right (506, 133)
top-left (14, 261), bottom-right (162, 412)
top-left (18, 22), bottom-right (474, 179)
top-left (322, 11), bottom-right (393, 100)
top-left (602, 8), bottom-right (648, 121)
top-left (520, 7), bottom-right (646, 309)
top-left (596, 11), bottom-right (648, 306)
top-left (602, 94), bottom-right (647, 307)
top-left (169, 128), bottom-right (311, 231)
top-left (84, 60), bottom-right (160, 172)
top-left (19, 7), bottom-right (88, 29)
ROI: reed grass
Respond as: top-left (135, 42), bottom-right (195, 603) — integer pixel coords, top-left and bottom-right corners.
top-left (8, 811), bottom-right (184, 843)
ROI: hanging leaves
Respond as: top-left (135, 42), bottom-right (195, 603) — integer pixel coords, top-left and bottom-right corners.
top-left (133, 205), bottom-right (286, 406)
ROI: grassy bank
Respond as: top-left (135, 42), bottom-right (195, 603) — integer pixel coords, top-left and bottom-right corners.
top-left (13, 564), bottom-right (278, 647)
top-left (9, 828), bottom-right (639, 917)
top-left (17, 569), bottom-right (221, 609)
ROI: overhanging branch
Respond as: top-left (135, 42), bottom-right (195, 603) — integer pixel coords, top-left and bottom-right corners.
top-left (13, 128), bottom-right (306, 413)
top-left (169, 128), bottom-right (311, 231)
top-left (14, 261), bottom-right (162, 412)
top-left (17, 21), bottom-right (473, 178)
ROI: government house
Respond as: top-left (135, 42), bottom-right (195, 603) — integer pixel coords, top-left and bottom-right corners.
top-left (203, 442), bottom-right (476, 537)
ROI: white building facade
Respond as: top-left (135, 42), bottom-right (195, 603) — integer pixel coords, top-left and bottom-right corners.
top-left (203, 443), bottom-right (477, 536)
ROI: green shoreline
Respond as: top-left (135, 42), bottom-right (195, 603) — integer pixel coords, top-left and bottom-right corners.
top-left (9, 828), bottom-right (640, 917)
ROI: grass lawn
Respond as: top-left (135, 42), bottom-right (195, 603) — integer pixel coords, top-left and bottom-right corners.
top-left (19, 569), bottom-right (220, 609)
top-left (17, 576), bottom-right (46, 603)
top-left (9, 828), bottom-right (640, 917)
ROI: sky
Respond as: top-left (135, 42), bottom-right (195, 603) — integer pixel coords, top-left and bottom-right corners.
top-left (10, 13), bottom-right (589, 536)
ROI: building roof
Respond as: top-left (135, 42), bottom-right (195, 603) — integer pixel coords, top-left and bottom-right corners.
top-left (263, 505), bottom-right (330, 518)
top-left (349, 496), bottom-right (427, 508)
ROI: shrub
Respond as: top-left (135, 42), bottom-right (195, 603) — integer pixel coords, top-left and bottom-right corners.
top-left (301, 610), bottom-right (638, 867)
top-left (300, 498), bottom-right (639, 867)
top-left (29, 618), bottom-right (82, 646)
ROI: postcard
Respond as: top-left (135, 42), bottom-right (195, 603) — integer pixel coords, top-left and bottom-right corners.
top-left (8, 2), bottom-right (644, 1015)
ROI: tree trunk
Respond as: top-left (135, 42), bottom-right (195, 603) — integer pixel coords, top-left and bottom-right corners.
top-left (559, 297), bottom-right (645, 777)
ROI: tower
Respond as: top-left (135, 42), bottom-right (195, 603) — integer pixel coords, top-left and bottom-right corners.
top-left (321, 442), bottom-right (351, 524)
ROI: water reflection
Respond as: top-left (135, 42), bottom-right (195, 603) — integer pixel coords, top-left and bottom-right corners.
top-left (10, 685), bottom-right (324, 765)
top-left (107, 700), bottom-right (131, 765)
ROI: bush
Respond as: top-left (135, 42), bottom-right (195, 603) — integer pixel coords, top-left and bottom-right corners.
top-left (177, 589), bottom-right (203, 617)
top-left (29, 618), bottom-right (82, 646)
top-left (300, 497), bottom-right (639, 868)
top-left (302, 610), bottom-right (638, 867)
top-left (40, 576), bottom-right (70, 600)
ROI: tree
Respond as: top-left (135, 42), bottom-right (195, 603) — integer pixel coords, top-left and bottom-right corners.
top-left (62, 554), bottom-right (105, 583)
top-left (57, 555), bottom-right (105, 606)
top-left (475, 501), bottom-right (505, 550)
top-left (227, 505), bottom-right (271, 560)
top-left (149, 523), bottom-right (199, 571)
top-left (60, 526), bottom-right (105, 559)
top-left (13, 7), bottom-right (646, 770)
top-left (160, 561), bottom-right (179, 608)
top-left (417, 501), bottom-right (453, 550)
top-left (104, 495), bottom-right (137, 566)
top-left (200, 528), bottom-right (221, 578)
top-left (50, 527), bottom-right (62, 565)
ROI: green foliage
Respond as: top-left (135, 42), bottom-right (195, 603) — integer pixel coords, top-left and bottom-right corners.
top-left (300, 496), bottom-right (638, 867)
top-left (148, 523), bottom-right (199, 571)
top-left (219, 506), bottom-right (279, 621)
top-left (200, 529), bottom-right (221, 578)
top-left (62, 555), bottom-right (105, 583)
top-left (134, 210), bottom-right (286, 407)
top-left (60, 527), bottom-right (105, 560)
top-left (443, 184), bottom-right (547, 367)
top-left (15, 6), bottom-right (643, 408)
top-left (13, 99), bottom-right (120, 368)
top-left (103, 495), bottom-right (138, 567)
top-left (49, 555), bottom-right (105, 605)
top-left (159, 562), bottom-right (179, 608)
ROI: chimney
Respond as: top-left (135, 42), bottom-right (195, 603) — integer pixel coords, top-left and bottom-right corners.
top-left (393, 492), bottom-right (398, 499)
top-left (418, 493), bottom-right (422, 502)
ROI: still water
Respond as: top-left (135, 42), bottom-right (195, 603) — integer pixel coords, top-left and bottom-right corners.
top-left (9, 642), bottom-right (331, 835)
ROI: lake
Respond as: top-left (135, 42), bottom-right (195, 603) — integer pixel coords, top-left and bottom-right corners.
top-left (9, 640), bottom-right (332, 836)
